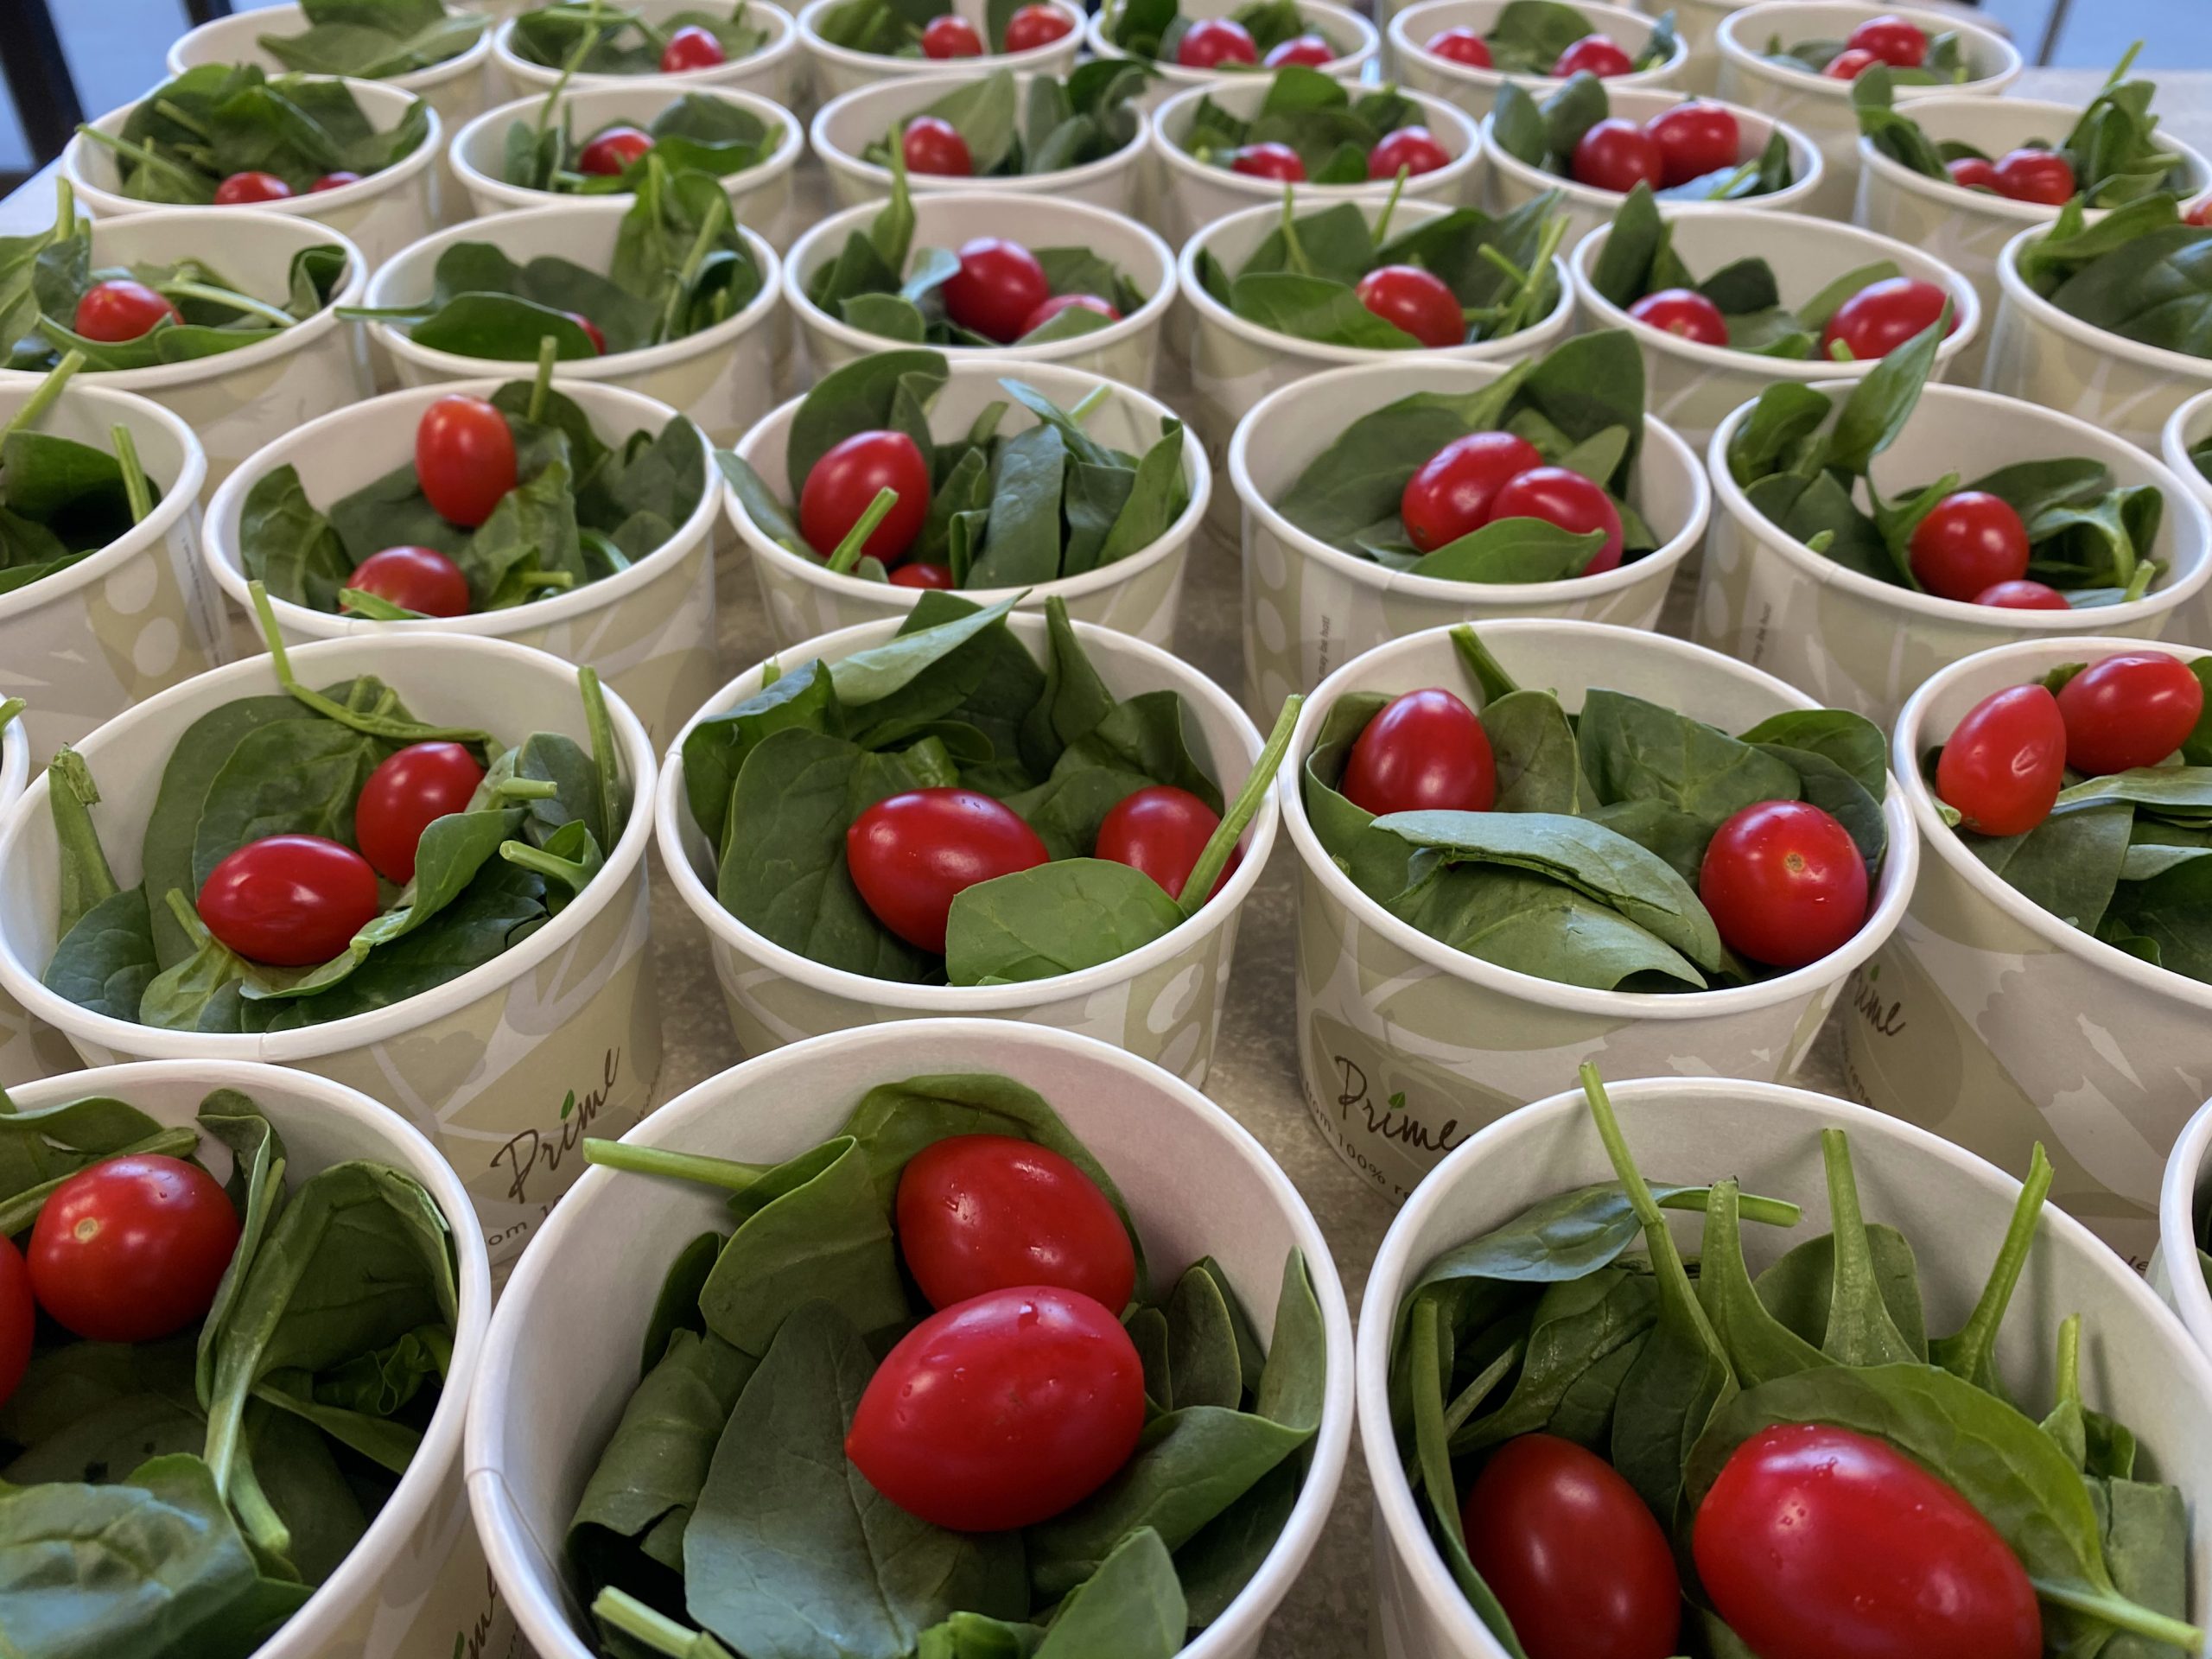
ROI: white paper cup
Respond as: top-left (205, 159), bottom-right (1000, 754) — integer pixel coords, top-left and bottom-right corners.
top-left (1855, 96), bottom-right (2212, 387)
top-left (812, 71), bottom-right (1153, 219)
top-left (1358, 1072), bottom-right (2212, 1657)
top-left (0, 209), bottom-right (372, 499)
top-left (799, 0), bottom-right (1084, 104)
top-left (658, 613), bottom-right (1273, 1082)
top-left (1570, 201), bottom-right (1980, 450)
top-left (1483, 86), bottom-right (1822, 245)
top-left (202, 378), bottom-right (721, 744)
top-left (2155, 1096), bottom-right (2212, 1359)
top-left (448, 83), bottom-right (806, 250)
top-left (1086, 0), bottom-right (1380, 115)
top-left (1283, 619), bottom-right (1916, 1200)
top-left (467, 1017), bottom-right (1355, 1659)
top-left (2159, 390), bottom-right (2212, 649)
top-left (1714, 1), bottom-right (2019, 219)
top-left (1386, 0), bottom-right (1688, 123)
top-left (1231, 356), bottom-right (1709, 716)
top-left (1844, 634), bottom-right (2212, 1262)
top-left (1637, 0), bottom-right (1738, 94)
top-left (492, 0), bottom-right (801, 109)
top-left (1697, 379), bottom-right (2212, 723)
top-left (731, 357), bottom-right (1206, 646)
top-left (783, 190), bottom-right (1177, 390)
top-left (0, 633), bottom-right (664, 1266)
top-left (65, 76), bottom-right (443, 267)
top-left (0, 717), bottom-right (74, 1090)
top-left (362, 200), bottom-right (787, 448)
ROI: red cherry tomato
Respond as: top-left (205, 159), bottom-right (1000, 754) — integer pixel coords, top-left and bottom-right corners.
top-left (1402, 430), bottom-right (1546, 551)
top-left (1695, 1424), bottom-right (2040, 1659)
top-left (1646, 101), bottom-right (1739, 186)
top-left (355, 741), bottom-right (486, 886)
top-left (2189, 199), bottom-right (2212, 228)
top-left (1343, 689), bottom-right (1497, 816)
top-left (27, 1155), bottom-right (241, 1345)
top-left (1003, 3), bottom-right (1073, 49)
top-left (920, 13), bottom-right (984, 55)
top-left (798, 429), bottom-right (931, 564)
top-left (577, 125), bottom-right (652, 176)
top-left (1355, 264), bottom-right (1465, 349)
top-left (1488, 466), bottom-right (1624, 574)
top-left (888, 561), bottom-right (956, 588)
top-left (214, 170), bottom-right (293, 204)
top-left (1263, 32), bottom-right (1334, 67)
top-left (895, 1134), bottom-right (1136, 1311)
top-left (1571, 118), bottom-right (1663, 193)
top-left (1844, 13), bottom-right (1929, 67)
top-left (1821, 46), bottom-right (1880, 80)
top-left (1908, 491), bottom-right (2029, 602)
top-left (347, 545), bottom-right (471, 617)
top-left (198, 835), bottom-right (381, 966)
top-left (1460, 1435), bottom-right (1682, 1659)
top-left (847, 788), bottom-right (1049, 951)
top-left (416, 394), bottom-right (518, 529)
top-left (308, 170), bottom-right (361, 193)
top-left (942, 236), bottom-right (1051, 343)
top-left (903, 114), bottom-right (973, 176)
top-left (1629, 286), bottom-right (1729, 346)
top-left (1946, 155), bottom-right (2001, 192)
top-left (0, 1238), bottom-right (29, 1409)
top-left (1935, 683), bottom-right (2067, 837)
top-left (1821, 276), bottom-right (1953, 359)
top-left (1018, 292), bottom-right (1120, 337)
top-left (1974, 579), bottom-right (2069, 610)
top-left (1425, 26), bottom-right (1492, 67)
top-left (72, 278), bottom-right (181, 343)
top-left (1231, 141), bottom-right (1306, 182)
top-left (1993, 146), bottom-right (2075, 206)
top-left (1369, 126), bottom-right (1452, 179)
top-left (1698, 799), bottom-right (1868, 968)
top-left (1551, 33), bottom-right (1634, 77)
top-left (659, 22), bottom-right (728, 70)
top-left (1177, 16), bottom-right (1257, 67)
top-left (1095, 784), bottom-right (1238, 901)
top-left (2056, 652), bottom-right (2206, 776)
top-left (846, 1285), bottom-right (1144, 1531)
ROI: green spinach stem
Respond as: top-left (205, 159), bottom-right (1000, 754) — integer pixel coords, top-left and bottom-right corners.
top-left (2030, 1578), bottom-right (2203, 1649)
top-left (48, 747), bottom-right (118, 937)
top-left (1, 351), bottom-right (83, 444)
top-left (1933, 1142), bottom-right (2052, 1383)
top-left (579, 666), bottom-right (622, 848)
top-left (111, 423), bottom-right (152, 524)
top-left (529, 334), bottom-right (558, 421)
top-left (1175, 692), bottom-right (1303, 920)
top-left (156, 278), bottom-right (296, 327)
top-left (825, 487), bottom-right (897, 575)
top-left (73, 125), bottom-right (211, 200)
top-left (590, 1588), bottom-right (734, 1657)
top-left (582, 1136), bottom-right (776, 1193)
top-left (1371, 167), bottom-right (1408, 245)
top-left (1580, 1062), bottom-right (1732, 1357)
top-left (337, 587), bottom-right (427, 620)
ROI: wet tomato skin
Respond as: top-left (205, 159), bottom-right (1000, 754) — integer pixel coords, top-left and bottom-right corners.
top-left (1355, 264), bottom-right (1464, 348)
top-left (847, 788), bottom-right (1049, 952)
top-left (355, 741), bottom-right (486, 885)
top-left (347, 545), bottom-right (470, 617)
top-left (943, 236), bottom-right (1052, 343)
top-left (1263, 33), bottom-right (1334, 67)
top-left (1572, 118), bottom-right (1663, 193)
top-left (1974, 578), bottom-right (2069, 610)
top-left (659, 22), bottom-right (727, 70)
top-left (1231, 141), bottom-right (1306, 182)
top-left (1646, 102), bottom-right (1739, 185)
top-left (920, 14), bottom-right (984, 55)
top-left (1368, 126), bottom-right (1452, 179)
top-left (1002, 3), bottom-right (1072, 49)
top-left (214, 170), bottom-right (292, 203)
top-left (1425, 25), bottom-right (1491, 66)
top-left (798, 429), bottom-right (931, 564)
top-left (896, 1134), bottom-right (1136, 1311)
top-left (28, 1155), bottom-right (240, 1344)
top-left (2056, 652), bottom-right (2205, 776)
top-left (1908, 491), bottom-right (2029, 602)
top-left (1935, 683), bottom-right (2067, 837)
top-left (1177, 17), bottom-right (1257, 67)
top-left (1343, 689), bottom-right (1497, 816)
top-left (198, 834), bottom-right (382, 966)
top-left (1402, 431), bottom-right (1546, 551)
top-left (1822, 46), bottom-right (1880, 80)
top-left (1845, 13), bottom-right (1928, 67)
top-left (1993, 146), bottom-right (2074, 205)
top-left (846, 1285), bottom-right (1145, 1532)
top-left (1821, 276), bottom-right (1953, 359)
top-left (1487, 466), bottom-right (1624, 574)
top-left (416, 394), bottom-right (518, 528)
top-left (578, 125), bottom-right (652, 175)
top-left (0, 1239), bottom-right (29, 1409)
top-left (887, 561), bottom-right (955, 588)
top-left (1947, 155), bottom-right (2001, 191)
top-left (902, 115), bottom-right (972, 175)
top-left (1699, 799), bottom-right (1868, 968)
top-left (1552, 33), bottom-right (1634, 77)
top-left (1628, 287), bottom-right (1728, 346)
top-left (1018, 293), bottom-right (1119, 337)
top-left (1095, 784), bottom-right (1238, 901)
top-left (1694, 1423), bottom-right (2041, 1659)
top-left (73, 278), bottom-right (180, 342)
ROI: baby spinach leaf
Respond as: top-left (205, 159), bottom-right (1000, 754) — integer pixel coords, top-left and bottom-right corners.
top-left (944, 857), bottom-right (1185, 983)
top-left (858, 67), bottom-right (1147, 179)
top-left (1034, 1527), bottom-right (1185, 1657)
top-left (1179, 67), bottom-right (1422, 180)
top-left (259, 0), bottom-right (487, 77)
top-left (2019, 192), bottom-right (2212, 360)
top-left (1166, 1262), bottom-right (1248, 1412)
top-left (509, 1), bottom-right (770, 74)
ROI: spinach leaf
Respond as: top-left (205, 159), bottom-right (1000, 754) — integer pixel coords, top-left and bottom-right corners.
top-left (1179, 67), bottom-right (1426, 182)
top-left (505, 91), bottom-right (785, 194)
top-left (856, 66), bottom-right (1147, 179)
top-left (1497, 75), bottom-right (1791, 202)
top-left (2017, 193), bottom-right (2212, 361)
top-left (258, 0), bottom-right (487, 77)
top-left (509, 1), bottom-right (771, 73)
top-left (1105, 0), bottom-right (1334, 63)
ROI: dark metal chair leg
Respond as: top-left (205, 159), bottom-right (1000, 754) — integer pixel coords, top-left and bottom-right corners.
top-left (0, 0), bottom-right (84, 168)
top-left (183, 0), bottom-right (235, 23)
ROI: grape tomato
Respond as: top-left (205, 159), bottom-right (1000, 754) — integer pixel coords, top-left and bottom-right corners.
top-left (2056, 652), bottom-right (2204, 777)
top-left (28, 1154), bottom-right (242, 1344)
top-left (1935, 683), bottom-right (2066, 837)
top-left (895, 1134), bottom-right (1136, 1311)
top-left (1342, 688), bottom-right (1497, 816)
top-left (846, 788), bottom-right (1049, 951)
top-left (355, 741), bottom-right (486, 885)
top-left (198, 834), bottom-right (381, 966)
top-left (416, 394), bottom-right (518, 529)
top-left (1095, 784), bottom-right (1237, 901)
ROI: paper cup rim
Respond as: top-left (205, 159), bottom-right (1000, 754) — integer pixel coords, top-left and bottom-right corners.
top-left (1705, 379), bottom-right (2212, 629)
top-left (797, 0), bottom-right (1086, 78)
top-left (364, 201), bottom-right (784, 379)
top-left (1084, 0), bottom-right (1381, 92)
top-left (1, 705), bottom-right (24, 806)
top-left (0, 381), bottom-right (207, 626)
top-left (1891, 632), bottom-right (2212, 1010)
top-left (1149, 76), bottom-right (1483, 207)
top-left (1995, 218), bottom-right (2212, 383)
top-left (467, 1016), bottom-right (1357, 1659)
top-left (1356, 1069), bottom-right (2212, 1659)
top-left (493, 0), bottom-right (799, 91)
top-left (2159, 387), bottom-right (2212, 524)
top-left (809, 70), bottom-right (1153, 199)
top-left (0, 632), bottom-right (659, 1059)
top-left (1227, 353), bottom-right (1711, 602)
top-left (1568, 201), bottom-right (1982, 377)
top-left (1277, 617), bottom-right (1919, 1018)
top-left (2158, 1096), bottom-right (2212, 1357)
top-left (201, 377), bottom-right (718, 639)
top-left (165, 1), bottom-right (497, 94)
top-left (1480, 91), bottom-right (1825, 214)
top-left (448, 83), bottom-right (806, 215)
top-left (1714, 0), bottom-right (2023, 99)
top-left (654, 612), bottom-right (1277, 1010)
top-left (1385, 0), bottom-right (1690, 99)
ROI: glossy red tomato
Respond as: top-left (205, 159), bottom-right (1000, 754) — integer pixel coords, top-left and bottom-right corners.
top-left (2190, 198), bottom-right (2212, 228)
top-left (1935, 683), bottom-right (2067, 836)
top-left (73, 278), bottom-right (181, 343)
top-left (847, 789), bottom-right (1049, 951)
top-left (799, 429), bottom-right (931, 564)
top-left (1369, 126), bottom-right (1452, 179)
top-left (943, 236), bottom-right (1051, 342)
top-left (308, 170), bottom-right (361, 192)
top-left (1488, 466), bottom-right (1624, 574)
top-left (1343, 689), bottom-right (1496, 816)
top-left (564, 310), bottom-right (607, 354)
top-left (1095, 784), bottom-right (1238, 901)
top-left (1629, 286), bottom-right (1728, 346)
top-left (416, 394), bottom-right (517, 528)
top-left (1974, 579), bottom-right (2068, 610)
top-left (1003, 3), bottom-right (1072, 49)
top-left (660, 22), bottom-right (728, 70)
top-left (1551, 33), bottom-right (1634, 77)
top-left (895, 1134), bottom-right (1136, 1310)
top-left (28, 1154), bottom-right (241, 1344)
top-left (355, 741), bottom-right (486, 885)
top-left (578, 125), bottom-right (652, 175)
top-left (1908, 491), bottom-right (2029, 601)
top-left (1426, 25), bottom-right (1492, 66)
top-left (0, 1238), bottom-right (29, 1409)
top-left (902, 114), bottom-right (973, 176)
top-left (199, 835), bottom-right (381, 965)
top-left (348, 545), bottom-right (470, 617)
top-left (214, 170), bottom-right (292, 203)
top-left (1645, 101), bottom-right (1739, 185)
top-left (1263, 32), bottom-right (1334, 67)
top-left (1821, 276), bottom-right (1952, 359)
top-left (1993, 146), bottom-right (2075, 205)
top-left (1177, 16), bottom-right (1257, 67)
top-left (1946, 155), bottom-right (2001, 191)
top-left (1355, 264), bottom-right (1464, 348)
top-left (1018, 292), bottom-right (1120, 336)
top-left (1699, 800), bottom-right (1868, 968)
top-left (1844, 13), bottom-right (1928, 67)
top-left (1572, 118), bottom-right (1663, 193)
top-left (1695, 1424), bottom-right (2040, 1659)
top-left (2056, 652), bottom-right (2206, 776)
top-left (846, 1285), bottom-right (1144, 1531)
top-left (888, 561), bottom-right (955, 588)
top-left (920, 13), bottom-right (984, 55)
top-left (1231, 141), bottom-right (1306, 182)
top-left (1402, 430), bottom-right (1545, 551)
top-left (1821, 46), bottom-right (1880, 80)
top-left (1460, 1435), bottom-right (1681, 1659)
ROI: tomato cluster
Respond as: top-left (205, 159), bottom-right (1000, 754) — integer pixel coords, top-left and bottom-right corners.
top-left (1234, 126), bottom-right (1452, 187)
top-left (1570, 102), bottom-right (1740, 194)
top-left (1625, 270), bottom-right (1950, 359)
top-left (341, 396), bottom-right (527, 619)
top-left (1398, 432), bottom-right (1624, 571)
top-left (1946, 148), bottom-right (2076, 204)
top-left (1820, 13), bottom-right (1929, 79)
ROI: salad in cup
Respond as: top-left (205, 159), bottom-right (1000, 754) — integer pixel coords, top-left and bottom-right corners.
top-left (232, 0), bottom-right (489, 78)
top-left (1491, 75), bottom-right (1802, 201)
top-left (0, 358), bottom-right (171, 600)
top-left (493, 86), bottom-right (789, 198)
top-left (505, 0), bottom-right (774, 75)
top-left (1089, 0), bottom-right (1378, 109)
top-left (1173, 66), bottom-right (1456, 188)
top-left (860, 63), bottom-right (1149, 186)
top-left (1415, 0), bottom-right (1679, 82)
